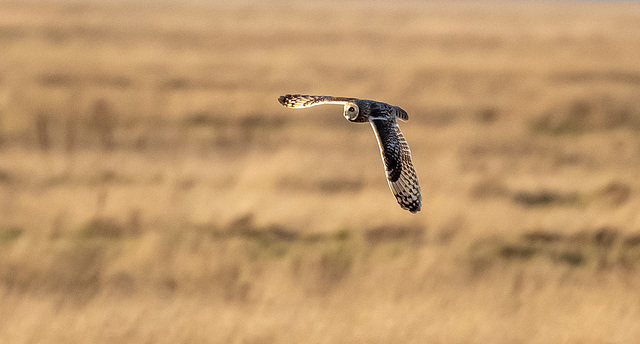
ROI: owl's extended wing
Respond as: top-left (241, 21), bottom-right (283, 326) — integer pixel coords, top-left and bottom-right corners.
top-left (370, 118), bottom-right (421, 213)
top-left (278, 94), bottom-right (353, 108)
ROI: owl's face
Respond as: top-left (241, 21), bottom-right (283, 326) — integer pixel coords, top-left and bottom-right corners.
top-left (343, 101), bottom-right (367, 122)
top-left (343, 102), bottom-right (358, 120)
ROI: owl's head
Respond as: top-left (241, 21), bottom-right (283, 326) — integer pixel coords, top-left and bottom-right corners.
top-left (343, 101), bottom-right (367, 122)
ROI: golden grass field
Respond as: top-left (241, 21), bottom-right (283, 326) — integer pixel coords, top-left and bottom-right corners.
top-left (1, 0), bottom-right (640, 342)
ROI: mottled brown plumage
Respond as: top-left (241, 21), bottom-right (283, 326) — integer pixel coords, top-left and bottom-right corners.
top-left (278, 94), bottom-right (421, 213)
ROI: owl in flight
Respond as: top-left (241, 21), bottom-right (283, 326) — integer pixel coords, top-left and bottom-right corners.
top-left (278, 94), bottom-right (421, 213)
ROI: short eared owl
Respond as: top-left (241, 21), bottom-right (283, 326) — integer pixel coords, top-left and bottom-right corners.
top-left (278, 94), bottom-right (421, 213)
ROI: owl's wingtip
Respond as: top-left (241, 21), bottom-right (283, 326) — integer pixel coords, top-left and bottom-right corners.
top-left (278, 94), bottom-right (301, 108)
top-left (406, 202), bottom-right (421, 213)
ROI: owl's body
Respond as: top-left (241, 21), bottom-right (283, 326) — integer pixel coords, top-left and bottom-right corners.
top-left (278, 94), bottom-right (421, 213)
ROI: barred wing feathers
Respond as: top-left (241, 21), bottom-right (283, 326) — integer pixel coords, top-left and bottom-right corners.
top-left (278, 94), bottom-right (352, 108)
top-left (370, 118), bottom-right (421, 213)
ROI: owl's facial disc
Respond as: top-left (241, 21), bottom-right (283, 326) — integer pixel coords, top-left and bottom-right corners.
top-left (343, 103), bottom-right (359, 121)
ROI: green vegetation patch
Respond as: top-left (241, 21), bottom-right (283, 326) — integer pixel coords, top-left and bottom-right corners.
top-left (469, 227), bottom-right (640, 269)
top-left (0, 226), bottom-right (23, 243)
top-left (319, 242), bottom-right (355, 283)
top-left (531, 94), bottom-right (640, 135)
top-left (512, 190), bottom-right (582, 208)
top-left (218, 214), bottom-right (425, 262)
top-left (77, 217), bottom-right (128, 240)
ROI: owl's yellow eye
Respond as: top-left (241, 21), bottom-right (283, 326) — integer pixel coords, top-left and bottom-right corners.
top-left (348, 107), bottom-right (355, 112)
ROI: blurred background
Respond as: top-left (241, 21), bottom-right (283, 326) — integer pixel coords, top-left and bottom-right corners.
top-left (1, 0), bottom-right (640, 342)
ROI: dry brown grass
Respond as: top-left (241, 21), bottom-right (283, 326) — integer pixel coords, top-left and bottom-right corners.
top-left (1, 0), bottom-right (640, 342)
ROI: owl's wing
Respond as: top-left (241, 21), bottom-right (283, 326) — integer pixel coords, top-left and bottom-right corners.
top-left (370, 118), bottom-right (421, 213)
top-left (278, 94), bottom-right (354, 108)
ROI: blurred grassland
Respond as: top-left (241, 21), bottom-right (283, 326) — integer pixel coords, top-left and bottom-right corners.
top-left (2, 0), bottom-right (640, 343)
